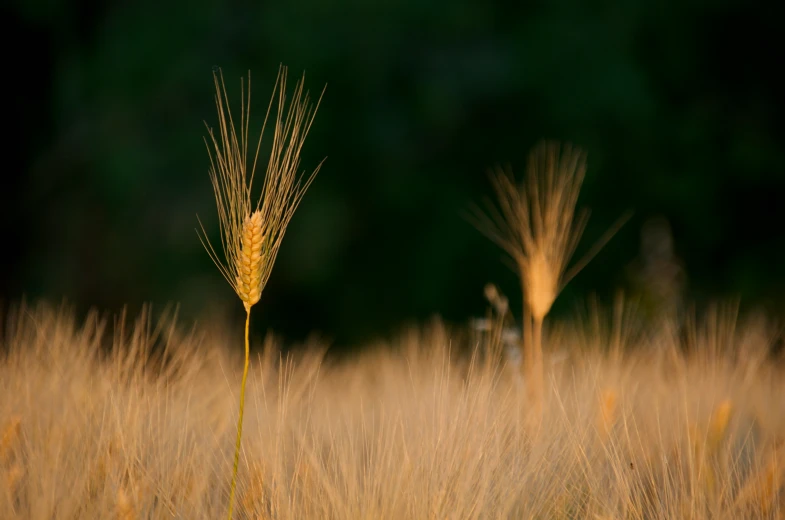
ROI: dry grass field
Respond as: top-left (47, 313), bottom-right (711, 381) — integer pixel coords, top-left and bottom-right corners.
top-left (1, 300), bottom-right (783, 519)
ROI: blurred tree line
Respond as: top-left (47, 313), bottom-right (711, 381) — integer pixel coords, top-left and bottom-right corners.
top-left (3, 0), bottom-right (784, 349)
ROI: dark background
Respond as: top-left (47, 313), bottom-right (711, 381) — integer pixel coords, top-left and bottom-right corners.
top-left (4, 0), bottom-right (785, 350)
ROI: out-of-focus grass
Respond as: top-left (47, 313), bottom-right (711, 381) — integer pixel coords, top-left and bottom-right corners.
top-left (1, 301), bottom-right (783, 519)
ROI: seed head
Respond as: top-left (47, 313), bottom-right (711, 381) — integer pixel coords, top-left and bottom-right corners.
top-left (197, 66), bottom-right (325, 309)
top-left (236, 210), bottom-right (264, 310)
top-left (474, 141), bottom-right (628, 320)
top-left (525, 250), bottom-right (557, 321)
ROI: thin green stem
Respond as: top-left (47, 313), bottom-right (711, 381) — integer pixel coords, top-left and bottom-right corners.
top-left (227, 308), bottom-right (251, 519)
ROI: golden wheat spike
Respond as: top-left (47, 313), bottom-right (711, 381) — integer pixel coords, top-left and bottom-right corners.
top-left (475, 143), bottom-right (589, 321)
top-left (236, 210), bottom-right (264, 310)
top-left (475, 142), bottom-right (630, 320)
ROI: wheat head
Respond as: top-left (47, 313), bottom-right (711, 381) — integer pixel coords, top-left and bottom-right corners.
top-left (475, 142), bottom-right (629, 321)
top-left (474, 142), bottom-right (589, 320)
top-left (197, 65), bottom-right (324, 310)
top-left (236, 210), bottom-right (264, 309)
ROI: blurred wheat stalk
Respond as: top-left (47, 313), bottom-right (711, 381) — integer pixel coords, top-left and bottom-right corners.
top-left (197, 65), bottom-right (324, 519)
top-left (474, 142), bottom-right (628, 421)
top-left (1, 302), bottom-right (784, 518)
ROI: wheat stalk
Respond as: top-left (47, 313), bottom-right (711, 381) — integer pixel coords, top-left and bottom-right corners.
top-left (197, 65), bottom-right (324, 520)
top-left (473, 141), bottom-right (629, 419)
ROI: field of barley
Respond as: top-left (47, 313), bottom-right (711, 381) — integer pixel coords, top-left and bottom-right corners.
top-left (1, 299), bottom-right (783, 519)
top-left (3, 67), bottom-right (783, 520)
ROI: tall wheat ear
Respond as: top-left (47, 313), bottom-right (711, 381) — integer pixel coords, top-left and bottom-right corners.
top-left (196, 65), bottom-right (325, 520)
top-left (473, 141), bottom-right (629, 422)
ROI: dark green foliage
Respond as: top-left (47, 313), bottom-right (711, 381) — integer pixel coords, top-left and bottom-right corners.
top-left (4, 0), bottom-right (785, 348)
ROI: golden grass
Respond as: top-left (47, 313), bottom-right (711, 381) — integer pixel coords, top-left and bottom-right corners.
top-left (1, 301), bottom-right (783, 519)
